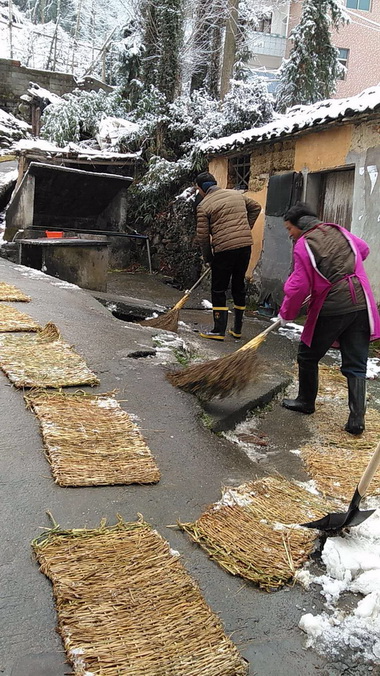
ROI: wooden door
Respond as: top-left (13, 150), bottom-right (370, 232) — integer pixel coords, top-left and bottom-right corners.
top-left (321, 169), bottom-right (354, 230)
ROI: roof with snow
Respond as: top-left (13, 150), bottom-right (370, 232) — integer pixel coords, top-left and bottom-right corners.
top-left (199, 86), bottom-right (380, 156)
top-left (14, 139), bottom-right (141, 164)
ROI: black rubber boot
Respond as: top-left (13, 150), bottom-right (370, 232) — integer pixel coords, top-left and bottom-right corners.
top-left (200, 308), bottom-right (228, 341)
top-left (345, 377), bottom-right (366, 435)
top-left (228, 306), bottom-right (245, 339)
top-left (282, 364), bottom-right (318, 414)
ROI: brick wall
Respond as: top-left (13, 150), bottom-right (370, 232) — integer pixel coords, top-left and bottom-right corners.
top-left (0, 58), bottom-right (112, 116)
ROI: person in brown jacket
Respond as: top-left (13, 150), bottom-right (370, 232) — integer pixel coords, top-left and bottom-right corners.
top-left (195, 172), bottom-right (261, 340)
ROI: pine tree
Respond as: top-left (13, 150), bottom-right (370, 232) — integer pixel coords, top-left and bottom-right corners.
top-left (276, 0), bottom-right (348, 111)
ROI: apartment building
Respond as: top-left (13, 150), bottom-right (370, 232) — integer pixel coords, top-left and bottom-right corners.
top-left (249, 0), bottom-right (380, 98)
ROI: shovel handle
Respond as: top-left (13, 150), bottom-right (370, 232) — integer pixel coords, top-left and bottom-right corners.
top-left (358, 439), bottom-right (380, 497)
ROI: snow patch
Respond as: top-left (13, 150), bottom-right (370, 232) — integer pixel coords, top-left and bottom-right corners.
top-left (367, 358), bottom-right (380, 380)
top-left (298, 504), bottom-right (380, 664)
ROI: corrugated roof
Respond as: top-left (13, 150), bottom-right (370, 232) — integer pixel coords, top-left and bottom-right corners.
top-left (198, 86), bottom-right (380, 156)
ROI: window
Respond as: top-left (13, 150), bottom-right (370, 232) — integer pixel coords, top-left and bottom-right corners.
top-left (338, 48), bottom-right (349, 79)
top-left (229, 155), bottom-right (251, 190)
top-left (346, 0), bottom-right (371, 10)
top-left (254, 13), bottom-right (272, 33)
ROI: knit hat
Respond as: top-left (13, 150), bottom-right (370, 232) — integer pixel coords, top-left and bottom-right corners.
top-left (196, 172), bottom-right (217, 192)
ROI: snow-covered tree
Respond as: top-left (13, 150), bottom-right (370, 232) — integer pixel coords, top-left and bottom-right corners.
top-left (276, 0), bottom-right (348, 111)
top-left (221, 76), bottom-right (273, 135)
top-left (139, 0), bottom-right (183, 102)
top-left (41, 88), bottom-right (128, 145)
top-left (117, 20), bottom-right (144, 105)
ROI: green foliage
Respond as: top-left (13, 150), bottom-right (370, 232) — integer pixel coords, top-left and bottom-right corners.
top-left (41, 88), bottom-right (128, 146)
top-left (276, 0), bottom-right (348, 111)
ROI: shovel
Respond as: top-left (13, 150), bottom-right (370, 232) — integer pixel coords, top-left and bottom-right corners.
top-left (301, 439), bottom-right (380, 533)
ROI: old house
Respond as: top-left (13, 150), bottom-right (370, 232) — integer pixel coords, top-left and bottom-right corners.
top-left (200, 86), bottom-right (380, 308)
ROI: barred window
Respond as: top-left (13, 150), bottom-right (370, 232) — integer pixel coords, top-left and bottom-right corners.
top-left (229, 155), bottom-right (251, 190)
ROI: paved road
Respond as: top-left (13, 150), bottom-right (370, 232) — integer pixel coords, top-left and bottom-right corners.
top-left (0, 259), bottom-right (371, 676)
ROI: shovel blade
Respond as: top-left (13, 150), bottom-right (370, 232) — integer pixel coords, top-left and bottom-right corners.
top-left (301, 508), bottom-right (375, 533)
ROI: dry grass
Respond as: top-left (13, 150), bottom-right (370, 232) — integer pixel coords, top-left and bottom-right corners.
top-left (0, 281), bottom-right (31, 302)
top-left (33, 518), bottom-right (248, 676)
top-left (25, 390), bottom-right (160, 486)
top-left (180, 476), bottom-right (332, 591)
top-left (300, 365), bottom-right (380, 501)
top-left (0, 303), bottom-right (40, 332)
top-left (0, 322), bottom-right (99, 388)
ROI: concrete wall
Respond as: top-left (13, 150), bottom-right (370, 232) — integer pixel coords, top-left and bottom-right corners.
top-left (0, 58), bottom-right (111, 116)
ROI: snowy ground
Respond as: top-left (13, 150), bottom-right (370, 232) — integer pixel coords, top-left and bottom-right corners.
top-left (297, 501), bottom-right (380, 666)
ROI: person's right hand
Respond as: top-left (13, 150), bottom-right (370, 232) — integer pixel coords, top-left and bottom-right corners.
top-left (277, 314), bottom-right (289, 327)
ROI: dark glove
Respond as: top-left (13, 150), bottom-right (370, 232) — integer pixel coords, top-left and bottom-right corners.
top-left (201, 242), bottom-right (213, 265)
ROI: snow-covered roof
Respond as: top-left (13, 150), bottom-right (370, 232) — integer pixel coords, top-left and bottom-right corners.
top-left (14, 138), bottom-right (141, 162)
top-left (199, 86), bottom-right (380, 156)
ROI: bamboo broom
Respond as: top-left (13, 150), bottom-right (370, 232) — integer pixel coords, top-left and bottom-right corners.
top-left (140, 266), bottom-right (211, 332)
top-left (166, 319), bottom-right (281, 399)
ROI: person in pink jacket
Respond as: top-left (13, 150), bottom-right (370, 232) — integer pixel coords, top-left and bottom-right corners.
top-left (278, 202), bottom-right (380, 435)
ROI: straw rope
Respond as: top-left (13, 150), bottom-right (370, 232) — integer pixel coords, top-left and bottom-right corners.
top-left (0, 303), bottom-right (40, 332)
top-left (0, 281), bottom-right (31, 301)
top-left (33, 518), bottom-right (248, 675)
top-left (300, 364), bottom-right (380, 501)
top-left (0, 322), bottom-right (99, 388)
top-left (25, 390), bottom-right (160, 486)
top-left (180, 477), bottom-right (332, 591)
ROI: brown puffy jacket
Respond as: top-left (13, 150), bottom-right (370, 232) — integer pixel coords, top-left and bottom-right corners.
top-left (196, 187), bottom-right (261, 254)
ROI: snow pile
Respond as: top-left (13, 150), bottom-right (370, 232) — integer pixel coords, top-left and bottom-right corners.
top-left (367, 358), bottom-right (380, 380)
top-left (0, 109), bottom-right (30, 147)
top-left (97, 117), bottom-right (140, 150)
top-left (201, 299), bottom-right (212, 310)
top-left (152, 332), bottom-right (190, 364)
top-left (223, 416), bottom-right (269, 462)
top-left (22, 83), bottom-right (63, 107)
top-left (278, 321), bottom-right (303, 342)
top-left (298, 504), bottom-right (380, 664)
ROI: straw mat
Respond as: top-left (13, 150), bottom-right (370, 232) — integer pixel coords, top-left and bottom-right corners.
top-left (180, 476), bottom-right (331, 591)
top-left (0, 281), bottom-right (31, 301)
top-left (0, 322), bottom-right (99, 388)
top-left (25, 391), bottom-right (160, 486)
top-left (33, 518), bottom-right (248, 675)
top-left (0, 303), bottom-right (40, 332)
top-left (300, 365), bottom-right (380, 501)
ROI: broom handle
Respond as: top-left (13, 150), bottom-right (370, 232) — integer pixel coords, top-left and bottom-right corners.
top-left (185, 266), bottom-right (212, 295)
top-left (358, 439), bottom-right (380, 497)
top-left (172, 266), bottom-right (211, 311)
top-left (238, 295), bottom-right (312, 353)
top-left (238, 319), bottom-right (281, 352)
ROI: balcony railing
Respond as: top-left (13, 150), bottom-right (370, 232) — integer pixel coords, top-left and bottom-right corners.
top-left (249, 32), bottom-right (287, 58)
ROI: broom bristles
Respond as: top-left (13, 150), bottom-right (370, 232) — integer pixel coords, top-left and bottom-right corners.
top-left (167, 322), bottom-right (275, 399)
top-left (140, 307), bottom-right (180, 332)
top-left (166, 348), bottom-right (259, 400)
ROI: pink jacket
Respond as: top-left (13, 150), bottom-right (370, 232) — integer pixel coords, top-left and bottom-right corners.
top-left (279, 223), bottom-right (380, 347)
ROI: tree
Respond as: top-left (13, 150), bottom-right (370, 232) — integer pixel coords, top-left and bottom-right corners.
top-left (139, 0), bottom-right (183, 102)
top-left (276, 0), bottom-right (348, 111)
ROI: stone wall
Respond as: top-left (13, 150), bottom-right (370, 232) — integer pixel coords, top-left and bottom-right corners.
top-left (0, 58), bottom-right (111, 117)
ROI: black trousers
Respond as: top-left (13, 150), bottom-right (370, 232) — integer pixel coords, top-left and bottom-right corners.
top-left (298, 309), bottom-right (370, 379)
top-left (211, 246), bottom-right (251, 308)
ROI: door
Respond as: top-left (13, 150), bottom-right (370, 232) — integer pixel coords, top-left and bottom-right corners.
top-left (321, 168), bottom-right (354, 230)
